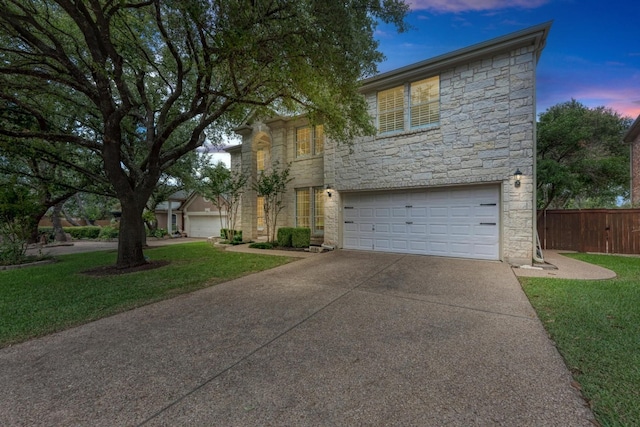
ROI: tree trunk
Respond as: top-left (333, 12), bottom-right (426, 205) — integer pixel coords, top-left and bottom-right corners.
top-left (27, 206), bottom-right (49, 244)
top-left (116, 201), bottom-right (148, 269)
top-left (62, 208), bottom-right (81, 226)
top-left (51, 201), bottom-right (67, 242)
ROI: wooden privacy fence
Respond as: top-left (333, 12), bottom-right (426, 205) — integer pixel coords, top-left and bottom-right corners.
top-left (538, 209), bottom-right (640, 254)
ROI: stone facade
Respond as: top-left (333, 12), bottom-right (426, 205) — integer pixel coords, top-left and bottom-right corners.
top-left (228, 23), bottom-right (551, 264)
top-left (624, 115), bottom-right (640, 205)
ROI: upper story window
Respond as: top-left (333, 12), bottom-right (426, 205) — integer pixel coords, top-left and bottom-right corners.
top-left (410, 76), bottom-right (439, 128)
top-left (296, 124), bottom-right (324, 157)
top-left (256, 148), bottom-right (265, 171)
top-left (378, 86), bottom-right (405, 133)
top-left (377, 75), bottom-right (440, 133)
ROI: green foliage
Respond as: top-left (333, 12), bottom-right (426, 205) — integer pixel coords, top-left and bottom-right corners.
top-left (146, 228), bottom-right (168, 239)
top-left (537, 100), bottom-right (632, 210)
top-left (0, 242), bottom-right (293, 347)
top-left (38, 227), bottom-right (56, 243)
top-left (291, 228), bottom-right (311, 248)
top-left (65, 226), bottom-right (101, 240)
top-left (277, 227), bottom-right (310, 248)
top-left (520, 253), bottom-right (640, 426)
top-left (249, 242), bottom-right (274, 250)
top-left (0, 0), bottom-right (408, 268)
top-left (253, 162), bottom-right (293, 242)
top-left (200, 163), bottom-right (248, 241)
top-left (277, 227), bottom-right (295, 247)
top-left (0, 179), bottom-right (40, 265)
top-left (220, 229), bottom-right (242, 242)
top-left (98, 226), bottom-right (119, 240)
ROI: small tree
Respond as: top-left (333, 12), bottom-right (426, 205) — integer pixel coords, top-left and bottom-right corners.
top-left (0, 178), bottom-right (40, 265)
top-left (199, 163), bottom-right (248, 241)
top-left (253, 162), bottom-right (292, 242)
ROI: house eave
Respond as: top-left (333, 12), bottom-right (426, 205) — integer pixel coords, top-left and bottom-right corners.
top-left (224, 144), bottom-right (242, 153)
top-left (360, 21), bottom-right (552, 93)
top-left (623, 115), bottom-right (640, 143)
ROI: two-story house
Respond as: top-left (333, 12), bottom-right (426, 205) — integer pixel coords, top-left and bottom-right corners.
top-left (227, 22), bottom-right (551, 265)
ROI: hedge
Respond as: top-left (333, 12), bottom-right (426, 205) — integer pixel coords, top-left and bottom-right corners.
top-left (277, 227), bottom-right (295, 247)
top-left (220, 228), bottom-right (242, 241)
top-left (277, 227), bottom-right (310, 248)
top-left (38, 226), bottom-right (110, 240)
top-left (291, 227), bottom-right (311, 248)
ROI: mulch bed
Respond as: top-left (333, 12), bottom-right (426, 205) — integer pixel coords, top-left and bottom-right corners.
top-left (82, 260), bottom-right (170, 277)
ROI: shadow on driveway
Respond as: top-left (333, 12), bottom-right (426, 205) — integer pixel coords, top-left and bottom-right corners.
top-left (0, 250), bottom-right (594, 426)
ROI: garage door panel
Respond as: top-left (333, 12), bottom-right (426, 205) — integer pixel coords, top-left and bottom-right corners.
top-left (429, 223), bottom-right (448, 236)
top-left (360, 208), bottom-right (374, 218)
top-left (451, 206), bottom-right (471, 217)
top-left (375, 208), bottom-right (391, 218)
top-left (392, 207), bottom-right (406, 217)
top-left (343, 185), bottom-right (500, 259)
top-left (391, 239), bottom-right (409, 250)
top-left (450, 224), bottom-right (471, 236)
top-left (409, 224), bottom-right (427, 234)
top-left (376, 223), bottom-right (391, 233)
top-left (410, 207), bottom-right (428, 218)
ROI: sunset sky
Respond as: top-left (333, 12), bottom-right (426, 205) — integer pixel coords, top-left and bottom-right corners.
top-left (375, 0), bottom-right (640, 119)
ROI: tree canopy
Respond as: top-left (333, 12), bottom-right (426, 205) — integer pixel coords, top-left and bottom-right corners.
top-left (0, 0), bottom-right (408, 268)
top-left (537, 100), bottom-right (632, 211)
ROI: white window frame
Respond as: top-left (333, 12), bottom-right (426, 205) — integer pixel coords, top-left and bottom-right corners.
top-left (296, 125), bottom-right (325, 157)
top-left (295, 186), bottom-right (324, 236)
top-left (377, 75), bottom-right (440, 134)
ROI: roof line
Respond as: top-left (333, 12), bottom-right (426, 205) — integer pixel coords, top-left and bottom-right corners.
top-left (361, 21), bottom-right (552, 92)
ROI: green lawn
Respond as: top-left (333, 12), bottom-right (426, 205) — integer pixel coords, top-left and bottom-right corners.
top-left (0, 242), bottom-right (294, 348)
top-left (520, 253), bottom-right (640, 426)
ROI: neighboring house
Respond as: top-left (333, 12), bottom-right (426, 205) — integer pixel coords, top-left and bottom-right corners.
top-left (155, 191), bottom-right (227, 238)
top-left (227, 22), bottom-right (551, 265)
top-left (624, 114), bottom-right (640, 205)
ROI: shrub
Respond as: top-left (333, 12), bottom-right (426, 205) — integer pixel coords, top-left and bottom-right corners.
top-left (291, 227), bottom-right (311, 248)
top-left (220, 228), bottom-right (242, 241)
top-left (38, 227), bottom-right (56, 243)
top-left (147, 228), bottom-right (167, 238)
top-left (98, 226), bottom-right (119, 240)
top-left (65, 226), bottom-right (101, 239)
top-left (249, 242), bottom-right (273, 249)
top-left (277, 227), bottom-right (295, 247)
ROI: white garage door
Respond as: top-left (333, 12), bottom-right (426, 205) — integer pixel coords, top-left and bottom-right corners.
top-left (188, 215), bottom-right (223, 238)
top-left (343, 185), bottom-right (500, 260)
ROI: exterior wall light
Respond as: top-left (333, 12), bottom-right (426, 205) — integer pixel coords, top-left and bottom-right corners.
top-left (514, 169), bottom-right (522, 187)
top-left (326, 184), bottom-right (333, 197)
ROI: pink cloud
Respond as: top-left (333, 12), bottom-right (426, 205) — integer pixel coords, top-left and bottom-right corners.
top-left (408, 0), bottom-right (549, 13)
top-left (543, 86), bottom-right (640, 118)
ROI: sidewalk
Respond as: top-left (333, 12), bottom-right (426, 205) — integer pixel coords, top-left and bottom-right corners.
top-left (512, 250), bottom-right (616, 280)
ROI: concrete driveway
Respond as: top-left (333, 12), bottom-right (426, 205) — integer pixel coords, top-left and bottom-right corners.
top-left (0, 251), bottom-right (594, 426)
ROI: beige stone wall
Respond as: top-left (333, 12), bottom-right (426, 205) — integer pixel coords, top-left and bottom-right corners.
top-left (327, 46), bottom-right (538, 263)
top-left (233, 45), bottom-right (539, 263)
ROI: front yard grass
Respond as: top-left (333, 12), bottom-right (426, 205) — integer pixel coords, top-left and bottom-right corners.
top-left (520, 253), bottom-right (640, 426)
top-left (0, 241), bottom-right (294, 348)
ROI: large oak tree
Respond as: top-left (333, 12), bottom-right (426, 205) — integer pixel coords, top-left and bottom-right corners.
top-left (537, 99), bottom-right (632, 212)
top-left (0, 0), bottom-right (408, 268)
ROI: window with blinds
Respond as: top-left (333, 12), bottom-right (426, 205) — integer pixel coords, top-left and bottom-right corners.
top-left (296, 189), bottom-right (310, 228)
top-left (377, 75), bottom-right (440, 134)
top-left (314, 125), bottom-right (324, 154)
top-left (256, 148), bottom-right (265, 171)
top-left (296, 125), bottom-right (324, 157)
top-left (410, 76), bottom-right (440, 128)
top-left (378, 86), bottom-right (404, 133)
top-left (296, 127), bottom-right (311, 156)
top-left (256, 196), bottom-right (265, 229)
